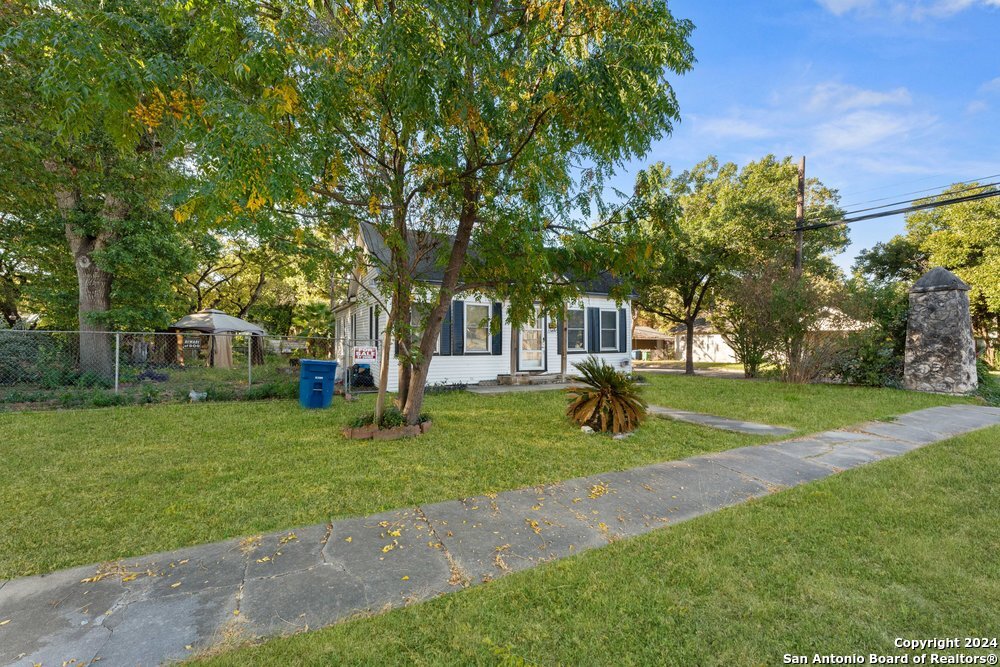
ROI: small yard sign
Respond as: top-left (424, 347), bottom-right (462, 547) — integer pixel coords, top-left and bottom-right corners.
top-left (353, 346), bottom-right (378, 361)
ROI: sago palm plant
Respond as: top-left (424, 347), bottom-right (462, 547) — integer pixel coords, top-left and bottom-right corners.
top-left (566, 356), bottom-right (648, 434)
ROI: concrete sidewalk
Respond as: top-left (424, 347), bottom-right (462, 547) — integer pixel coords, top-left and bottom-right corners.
top-left (647, 405), bottom-right (796, 436)
top-left (2, 404), bottom-right (998, 666)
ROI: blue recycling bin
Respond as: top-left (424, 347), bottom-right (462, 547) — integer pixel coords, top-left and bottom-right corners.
top-left (299, 359), bottom-right (338, 409)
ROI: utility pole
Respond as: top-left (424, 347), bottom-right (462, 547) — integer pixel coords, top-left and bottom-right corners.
top-left (794, 155), bottom-right (805, 277)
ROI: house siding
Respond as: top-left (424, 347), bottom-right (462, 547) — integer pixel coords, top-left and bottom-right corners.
top-left (336, 272), bottom-right (632, 390)
top-left (674, 332), bottom-right (738, 363)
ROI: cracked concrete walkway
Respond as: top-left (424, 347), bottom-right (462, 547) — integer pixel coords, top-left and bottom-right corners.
top-left (2, 404), bottom-right (998, 666)
top-left (647, 405), bottom-right (796, 436)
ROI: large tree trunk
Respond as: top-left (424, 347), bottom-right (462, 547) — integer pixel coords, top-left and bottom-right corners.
top-left (684, 319), bottom-right (695, 375)
top-left (67, 224), bottom-right (115, 377)
top-left (394, 286), bottom-right (412, 410)
top-left (402, 181), bottom-right (479, 424)
top-left (510, 323), bottom-right (517, 377)
top-left (238, 269), bottom-right (267, 318)
top-left (51, 171), bottom-right (122, 379)
top-left (560, 305), bottom-right (568, 378)
top-left (374, 304), bottom-right (395, 423)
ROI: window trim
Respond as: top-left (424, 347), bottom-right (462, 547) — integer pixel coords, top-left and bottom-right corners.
top-left (463, 301), bottom-right (492, 354)
top-left (599, 308), bottom-right (619, 352)
top-left (565, 308), bottom-right (587, 353)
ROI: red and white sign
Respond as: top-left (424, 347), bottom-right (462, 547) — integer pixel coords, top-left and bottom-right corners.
top-left (353, 346), bottom-right (378, 361)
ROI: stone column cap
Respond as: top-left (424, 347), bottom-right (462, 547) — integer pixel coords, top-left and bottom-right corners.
top-left (910, 267), bottom-right (970, 293)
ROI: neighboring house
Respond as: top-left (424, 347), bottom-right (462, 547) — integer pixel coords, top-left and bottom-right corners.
top-left (333, 225), bottom-right (632, 391)
top-left (632, 325), bottom-right (674, 361)
top-left (673, 309), bottom-right (866, 364)
top-left (672, 319), bottom-right (736, 363)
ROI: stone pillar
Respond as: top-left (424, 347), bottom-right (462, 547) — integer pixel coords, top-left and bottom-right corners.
top-left (903, 267), bottom-right (978, 394)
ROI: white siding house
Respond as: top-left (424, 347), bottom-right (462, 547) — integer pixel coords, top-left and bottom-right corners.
top-left (673, 309), bottom-right (867, 364)
top-left (333, 226), bottom-right (632, 391)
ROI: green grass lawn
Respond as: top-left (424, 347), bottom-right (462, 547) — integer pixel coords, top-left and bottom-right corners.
top-left (638, 373), bottom-right (972, 431)
top-left (195, 425), bottom-right (1000, 666)
top-left (0, 375), bottom-right (969, 579)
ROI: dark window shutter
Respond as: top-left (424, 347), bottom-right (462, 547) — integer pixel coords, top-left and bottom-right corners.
top-left (439, 302), bottom-right (452, 356)
top-left (619, 308), bottom-right (627, 353)
top-left (452, 300), bottom-right (465, 355)
top-left (374, 307), bottom-right (380, 344)
top-left (369, 307), bottom-right (374, 342)
top-left (491, 302), bottom-right (503, 355)
top-left (556, 315), bottom-right (564, 354)
top-left (587, 307), bottom-right (599, 353)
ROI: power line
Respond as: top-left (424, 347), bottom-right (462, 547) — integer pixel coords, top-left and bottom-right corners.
top-left (804, 180), bottom-right (1000, 224)
top-left (837, 172), bottom-right (1000, 209)
top-left (797, 188), bottom-right (1000, 232)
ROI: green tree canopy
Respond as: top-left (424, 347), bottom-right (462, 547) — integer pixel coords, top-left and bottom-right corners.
top-left (169, 0), bottom-right (696, 423)
top-left (630, 155), bottom-right (846, 374)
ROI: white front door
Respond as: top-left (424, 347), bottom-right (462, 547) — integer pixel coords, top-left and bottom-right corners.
top-left (519, 315), bottom-right (545, 371)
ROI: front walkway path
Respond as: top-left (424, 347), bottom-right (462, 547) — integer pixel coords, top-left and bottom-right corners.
top-left (647, 405), bottom-right (796, 436)
top-left (2, 404), bottom-right (998, 666)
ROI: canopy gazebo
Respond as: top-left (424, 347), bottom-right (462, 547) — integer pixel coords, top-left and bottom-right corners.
top-left (169, 310), bottom-right (265, 369)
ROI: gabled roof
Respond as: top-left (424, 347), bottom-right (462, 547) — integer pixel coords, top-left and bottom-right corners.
top-left (356, 222), bottom-right (624, 297)
top-left (358, 222), bottom-right (447, 283)
top-left (633, 325), bottom-right (673, 341)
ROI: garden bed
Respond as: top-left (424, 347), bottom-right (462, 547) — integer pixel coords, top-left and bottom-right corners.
top-left (342, 421), bottom-right (432, 440)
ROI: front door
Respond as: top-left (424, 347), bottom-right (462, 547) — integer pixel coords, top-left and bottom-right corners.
top-left (519, 315), bottom-right (545, 371)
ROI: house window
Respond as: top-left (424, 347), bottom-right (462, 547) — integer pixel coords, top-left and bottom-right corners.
top-left (410, 307), bottom-right (441, 354)
top-left (567, 309), bottom-right (586, 351)
top-left (465, 303), bottom-right (491, 353)
top-left (600, 310), bottom-right (618, 351)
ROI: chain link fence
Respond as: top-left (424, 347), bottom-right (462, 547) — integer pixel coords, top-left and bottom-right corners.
top-left (0, 330), bottom-right (383, 410)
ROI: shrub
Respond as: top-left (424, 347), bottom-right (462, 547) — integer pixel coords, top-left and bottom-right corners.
top-left (565, 356), bottom-right (647, 434)
top-left (245, 380), bottom-right (297, 401)
top-left (977, 359), bottom-right (1000, 406)
top-left (349, 406), bottom-right (429, 429)
top-left (76, 371), bottom-right (113, 389)
top-left (831, 328), bottom-right (903, 388)
top-left (138, 384), bottom-right (162, 404)
top-left (0, 332), bottom-right (42, 385)
top-left (380, 406), bottom-right (407, 428)
top-left (89, 391), bottom-right (131, 408)
top-left (426, 381), bottom-right (467, 394)
top-left (205, 384), bottom-right (238, 402)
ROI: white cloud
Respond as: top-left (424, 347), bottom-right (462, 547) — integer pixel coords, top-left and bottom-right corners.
top-left (814, 109), bottom-right (936, 151)
top-left (817, 0), bottom-right (876, 14)
top-left (807, 83), bottom-right (912, 112)
top-left (692, 115), bottom-right (775, 140)
top-left (966, 100), bottom-right (989, 114)
top-left (979, 77), bottom-right (1000, 94)
top-left (817, 0), bottom-right (1000, 17)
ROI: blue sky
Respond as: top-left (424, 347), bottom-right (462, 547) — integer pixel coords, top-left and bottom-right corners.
top-left (612, 0), bottom-right (1000, 271)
